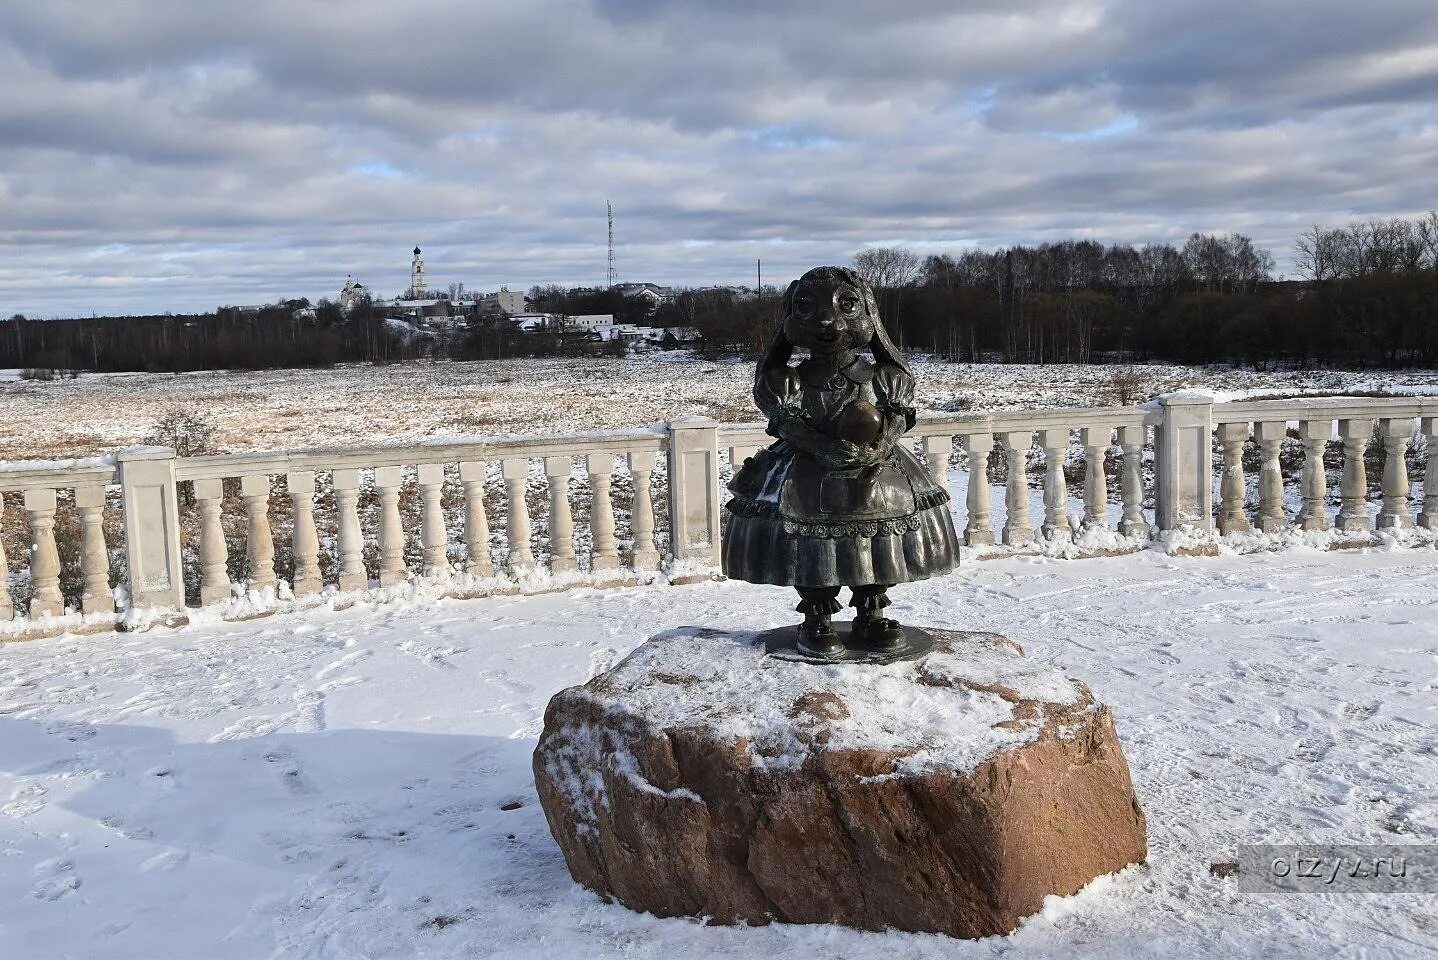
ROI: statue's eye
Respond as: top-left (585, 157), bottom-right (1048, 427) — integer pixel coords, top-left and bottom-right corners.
top-left (838, 295), bottom-right (859, 313)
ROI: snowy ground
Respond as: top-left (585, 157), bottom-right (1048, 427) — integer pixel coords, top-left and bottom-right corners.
top-left (1, 547), bottom-right (1435, 958)
top-left (5, 358), bottom-right (1438, 459)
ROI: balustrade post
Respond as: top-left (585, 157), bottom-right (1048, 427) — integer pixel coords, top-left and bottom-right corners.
top-left (287, 471), bottom-right (323, 595)
top-left (544, 456), bottom-right (577, 573)
top-left (239, 474), bottom-right (277, 592)
top-left (331, 468), bottom-right (368, 591)
top-left (1117, 425), bottom-right (1149, 538)
top-left (501, 458), bottom-right (537, 576)
top-left (1297, 420), bottom-right (1333, 531)
top-left (1421, 417), bottom-right (1438, 530)
top-left (1252, 421), bottom-right (1288, 532)
top-left (1215, 422), bottom-right (1252, 535)
top-left (458, 461), bottom-right (494, 578)
top-left (586, 454), bottom-right (619, 572)
top-left (416, 464), bottom-right (449, 579)
top-left (1336, 419), bottom-right (1374, 534)
top-left (1039, 428), bottom-right (1072, 540)
top-left (628, 450), bottom-right (661, 571)
top-left (924, 434), bottom-right (952, 491)
top-left (75, 483), bottom-right (114, 615)
top-left (1155, 393), bottom-right (1214, 532)
top-left (0, 496), bottom-right (11, 621)
top-left (963, 433), bottom-right (995, 546)
top-left (23, 487), bottom-right (63, 618)
top-left (373, 466), bottom-right (408, 586)
top-left (1079, 427), bottom-right (1111, 531)
top-left (1378, 418), bottom-right (1415, 531)
top-left (191, 478), bottom-right (230, 605)
top-left (116, 446), bottom-right (185, 611)
top-left (666, 417), bottom-right (722, 564)
top-left (999, 431), bottom-right (1034, 545)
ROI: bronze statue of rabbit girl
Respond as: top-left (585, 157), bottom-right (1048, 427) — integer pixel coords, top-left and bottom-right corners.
top-left (723, 266), bottom-right (959, 659)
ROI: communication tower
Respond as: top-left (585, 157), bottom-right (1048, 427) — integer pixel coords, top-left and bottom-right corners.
top-left (606, 200), bottom-right (617, 289)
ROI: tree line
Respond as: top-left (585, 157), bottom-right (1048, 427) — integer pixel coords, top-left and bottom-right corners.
top-left (680, 215), bottom-right (1438, 368)
top-left (5, 214), bottom-right (1437, 373)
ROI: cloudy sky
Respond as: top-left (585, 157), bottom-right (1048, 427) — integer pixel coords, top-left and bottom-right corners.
top-left (2, 1), bottom-right (1436, 317)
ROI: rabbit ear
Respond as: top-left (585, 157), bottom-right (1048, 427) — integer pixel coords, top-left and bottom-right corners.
top-left (758, 313), bottom-right (793, 374)
top-left (838, 269), bottom-right (911, 375)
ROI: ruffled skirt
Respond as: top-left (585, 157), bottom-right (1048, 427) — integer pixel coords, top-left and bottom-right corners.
top-left (721, 497), bottom-right (958, 587)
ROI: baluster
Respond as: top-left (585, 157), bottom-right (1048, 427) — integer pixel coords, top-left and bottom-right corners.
top-left (74, 484), bottom-right (114, 615)
top-left (1378, 418), bottom-right (1415, 530)
top-left (416, 463), bottom-right (449, 578)
top-left (544, 456), bottom-right (577, 573)
top-left (1336, 420), bottom-right (1374, 534)
top-left (0, 495), bottom-right (12, 621)
top-left (586, 454), bottom-right (619, 572)
top-left (628, 450), bottom-right (660, 571)
top-left (191, 479), bottom-right (229, 604)
top-left (288, 471), bottom-right (322, 595)
top-left (999, 431), bottom-right (1034, 545)
top-left (1039, 428), bottom-right (1072, 540)
top-left (373, 466), bottom-right (408, 586)
top-left (963, 433), bottom-right (996, 545)
top-left (332, 468), bottom-right (368, 591)
top-left (1253, 421), bottom-right (1288, 532)
top-left (23, 488), bottom-right (63, 618)
top-left (1421, 417), bottom-right (1438, 530)
top-left (924, 434), bottom-right (952, 491)
top-left (1079, 427), bottom-right (1111, 531)
top-left (502, 458), bottom-right (537, 575)
top-left (1298, 420), bottom-right (1332, 531)
top-left (1115, 425), bottom-right (1148, 538)
top-left (239, 474), bottom-right (277, 591)
top-left (1215, 422), bottom-right (1252, 535)
top-left (458, 461), bottom-right (494, 578)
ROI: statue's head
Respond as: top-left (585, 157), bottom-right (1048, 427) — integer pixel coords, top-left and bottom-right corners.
top-left (782, 266), bottom-right (878, 355)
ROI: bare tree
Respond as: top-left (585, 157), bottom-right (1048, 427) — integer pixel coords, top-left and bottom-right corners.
top-left (852, 247), bottom-right (921, 289)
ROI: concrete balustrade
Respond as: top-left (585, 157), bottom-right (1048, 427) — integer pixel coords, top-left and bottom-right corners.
top-left (3, 397), bottom-right (1437, 636)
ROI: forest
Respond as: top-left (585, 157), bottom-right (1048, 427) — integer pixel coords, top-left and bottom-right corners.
top-left (4, 214), bottom-right (1437, 374)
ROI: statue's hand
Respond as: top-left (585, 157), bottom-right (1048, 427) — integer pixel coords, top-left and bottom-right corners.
top-left (847, 441), bottom-right (889, 468)
top-left (805, 438), bottom-right (853, 469)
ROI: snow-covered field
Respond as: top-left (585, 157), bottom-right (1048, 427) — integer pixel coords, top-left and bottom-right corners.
top-left (5, 358), bottom-right (1438, 459)
top-left (1, 547), bottom-right (1435, 958)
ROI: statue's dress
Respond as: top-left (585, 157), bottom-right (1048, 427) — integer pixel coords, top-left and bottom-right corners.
top-left (722, 357), bottom-right (959, 587)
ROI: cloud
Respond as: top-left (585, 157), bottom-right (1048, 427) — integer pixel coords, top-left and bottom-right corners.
top-left (0, 0), bottom-right (1436, 315)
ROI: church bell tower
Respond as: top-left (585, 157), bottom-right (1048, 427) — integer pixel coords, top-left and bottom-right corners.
top-left (410, 246), bottom-right (427, 297)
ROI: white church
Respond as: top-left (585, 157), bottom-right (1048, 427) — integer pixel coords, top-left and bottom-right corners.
top-left (339, 247), bottom-right (455, 320)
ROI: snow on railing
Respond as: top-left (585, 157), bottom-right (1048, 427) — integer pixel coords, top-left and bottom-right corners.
top-left (1, 396), bottom-right (1436, 638)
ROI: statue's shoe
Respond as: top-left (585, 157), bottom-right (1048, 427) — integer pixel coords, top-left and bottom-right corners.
top-left (853, 617), bottom-right (905, 652)
top-left (796, 623), bottom-right (844, 659)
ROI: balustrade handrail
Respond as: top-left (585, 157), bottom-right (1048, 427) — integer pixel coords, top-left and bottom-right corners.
top-left (0, 458), bottom-right (116, 493)
top-left (171, 427), bottom-right (667, 482)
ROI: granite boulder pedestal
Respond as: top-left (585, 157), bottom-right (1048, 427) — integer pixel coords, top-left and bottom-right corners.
top-left (532, 627), bottom-right (1147, 939)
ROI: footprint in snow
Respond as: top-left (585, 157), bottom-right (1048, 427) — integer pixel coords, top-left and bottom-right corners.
top-left (31, 857), bottom-right (80, 900)
top-left (2, 784), bottom-right (49, 817)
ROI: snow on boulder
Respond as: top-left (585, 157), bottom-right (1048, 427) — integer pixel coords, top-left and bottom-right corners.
top-left (532, 626), bottom-right (1148, 939)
